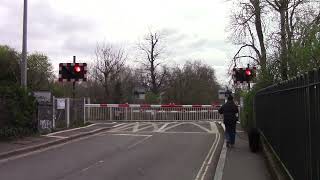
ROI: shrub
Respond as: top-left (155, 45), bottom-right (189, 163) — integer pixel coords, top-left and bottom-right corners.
top-left (145, 92), bottom-right (160, 104)
top-left (0, 85), bottom-right (37, 139)
top-left (240, 70), bottom-right (274, 131)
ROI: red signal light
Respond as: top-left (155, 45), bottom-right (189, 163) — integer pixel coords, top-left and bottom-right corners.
top-left (74, 66), bottom-right (81, 73)
top-left (245, 69), bottom-right (252, 76)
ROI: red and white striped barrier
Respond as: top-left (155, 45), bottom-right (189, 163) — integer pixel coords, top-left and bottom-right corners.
top-left (85, 103), bottom-right (220, 108)
top-left (84, 103), bottom-right (222, 122)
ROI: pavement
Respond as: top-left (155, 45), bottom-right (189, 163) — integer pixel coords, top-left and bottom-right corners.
top-left (0, 121), bottom-right (223, 180)
top-left (221, 124), bottom-right (271, 180)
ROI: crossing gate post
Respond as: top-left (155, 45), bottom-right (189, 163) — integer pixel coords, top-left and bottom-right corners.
top-left (110, 107), bottom-right (113, 121)
top-left (66, 98), bottom-right (70, 128)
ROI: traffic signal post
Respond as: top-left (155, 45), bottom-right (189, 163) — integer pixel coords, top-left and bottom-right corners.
top-left (72, 56), bottom-right (76, 99)
top-left (58, 56), bottom-right (87, 98)
top-left (233, 64), bottom-right (256, 90)
top-left (246, 64), bottom-right (251, 90)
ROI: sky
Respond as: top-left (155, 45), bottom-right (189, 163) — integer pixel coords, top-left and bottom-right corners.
top-left (0, 0), bottom-right (236, 85)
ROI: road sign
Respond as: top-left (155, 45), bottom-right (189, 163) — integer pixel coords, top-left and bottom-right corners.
top-left (33, 91), bottom-right (52, 104)
top-left (57, 98), bottom-right (66, 110)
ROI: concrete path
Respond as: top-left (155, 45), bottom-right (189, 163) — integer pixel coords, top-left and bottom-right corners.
top-left (0, 121), bottom-right (222, 180)
top-left (222, 125), bottom-right (271, 180)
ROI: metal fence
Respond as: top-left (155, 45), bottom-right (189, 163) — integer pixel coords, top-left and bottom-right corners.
top-left (52, 97), bottom-right (87, 130)
top-left (255, 69), bottom-right (320, 180)
top-left (84, 104), bottom-right (222, 122)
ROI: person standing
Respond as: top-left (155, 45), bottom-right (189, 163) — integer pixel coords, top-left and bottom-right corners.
top-left (218, 95), bottom-right (239, 148)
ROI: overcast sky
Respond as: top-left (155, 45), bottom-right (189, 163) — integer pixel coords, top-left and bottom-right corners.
top-left (0, 0), bottom-right (236, 85)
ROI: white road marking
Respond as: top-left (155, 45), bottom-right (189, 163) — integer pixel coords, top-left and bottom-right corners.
top-left (43, 135), bottom-right (67, 139)
top-left (208, 133), bottom-right (220, 164)
top-left (156, 123), bottom-right (170, 132)
top-left (46, 124), bottom-right (96, 136)
top-left (188, 122), bottom-right (212, 133)
top-left (213, 140), bottom-right (227, 180)
top-left (134, 124), bottom-right (154, 132)
top-left (109, 123), bottom-right (134, 132)
top-left (133, 122), bottom-right (139, 132)
top-left (151, 123), bottom-right (158, 131)
top-left (81, 167), bottom-right (90, 172)
top-left (127, 136), bottom-right (152, 149)
top-left (210, 122), bottom-right (219, 133)
top-left (161, 122), bottom-right (215, 133)
top-left (217, 122), bottom-right (226, 131)
top-left (160, 131), bottom-right (214, 134)
top-left (94, 122), bottom-right (116, 125)
top-left (111, 134), bottom-right (151, 137)
top-left (112, 123), bottom-right (125, 128)
top-left (80, 160), bottom-right (105, 172)
top-left (201, 133), bottom-right (220, 180)
top-left (161, 122), bottom-right (184, 132)
top-left (194, 134), bottom-right (219, 180)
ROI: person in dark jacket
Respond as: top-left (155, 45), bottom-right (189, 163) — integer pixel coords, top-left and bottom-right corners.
top-left (218, 95), bottom-right (239, 148)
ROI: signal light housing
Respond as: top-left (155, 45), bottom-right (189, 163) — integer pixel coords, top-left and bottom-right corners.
top-left (245, 69), bottom-right (251, 76)
top-left (233, 67), bottom-right (256, 83)
top-left (59, 63), bottom-right (87, 82)
top-left (74, 66), bottom-right (81, 73)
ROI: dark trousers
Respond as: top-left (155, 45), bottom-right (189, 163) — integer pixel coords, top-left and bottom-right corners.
top-left (225, 124), bottom-right (236, 145)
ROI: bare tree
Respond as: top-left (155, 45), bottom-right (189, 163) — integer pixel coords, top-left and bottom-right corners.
top-left (92, 43), bottom-right (127, 102)
top-left (138, 31), bottom-right (167, 95)
top-left (229, 0), bottom-right (318, 80)
top-left (229, 0), bottom-right (267, 71)
top-left (264, 0), bottom-right (303, 79)
top-left (163, 61), bottom-right (220, 104)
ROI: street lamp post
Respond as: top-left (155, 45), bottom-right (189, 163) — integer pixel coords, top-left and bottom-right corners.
top-left (21, 0), bottom-right (28, 88)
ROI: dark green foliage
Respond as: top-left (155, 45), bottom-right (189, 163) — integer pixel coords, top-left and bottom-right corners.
top-left (27, 53), bottom-right (54, 91)
top-left (289, 25), bottom-right (320, 75)
top-left (0, 85), bottom-right (37, 139)
top-left (0, 45), bottom-right (39, 139)
top-left (0, 45), bottom-right (20, 86)
top-left (145, 92), bottom-right (160, 104)
top-left (240, 70), bottom-right (274, 130)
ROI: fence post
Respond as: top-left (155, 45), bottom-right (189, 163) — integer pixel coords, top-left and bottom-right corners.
top-left (110, 107), bottom-right (113, 121)
top-left (83, 98), bottom-right (86, 125)
top-left (66, 98), bottom-right (70, 128)
top-left (125, 107), bottom-right (128, 121)
top-left (305, 72), bottom-right (313, 179)
top-left (52, 96), bottom-right (56, 129)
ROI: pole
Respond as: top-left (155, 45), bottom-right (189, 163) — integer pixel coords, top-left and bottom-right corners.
top-left (72, 56), bottom-right (76, 125)
top-left (21, 0), bottom-right (28, 88)
top-left (247, 64), bottom-right (251, 90)
top-left (73, 56), bottom-right (76, 99)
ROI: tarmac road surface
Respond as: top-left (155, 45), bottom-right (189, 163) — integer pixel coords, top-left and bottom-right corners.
top-left (0, 121), bottom-right (222, 180)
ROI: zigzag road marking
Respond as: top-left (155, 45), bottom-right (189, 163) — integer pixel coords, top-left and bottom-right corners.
top-left (156, 123), bottom-right (171, 132)
top-left (109, 123), bottom-right (135, 132)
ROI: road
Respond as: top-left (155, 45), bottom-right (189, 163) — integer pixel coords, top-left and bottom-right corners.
top-left (0, 121), bottom-right (223, 180)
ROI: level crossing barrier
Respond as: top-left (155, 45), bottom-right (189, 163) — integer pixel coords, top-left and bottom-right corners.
top-left (84, 104), bottom-right (222, 122)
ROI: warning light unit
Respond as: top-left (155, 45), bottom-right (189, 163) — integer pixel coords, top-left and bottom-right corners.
top-left (59, 63), bottom-right (87, 82)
